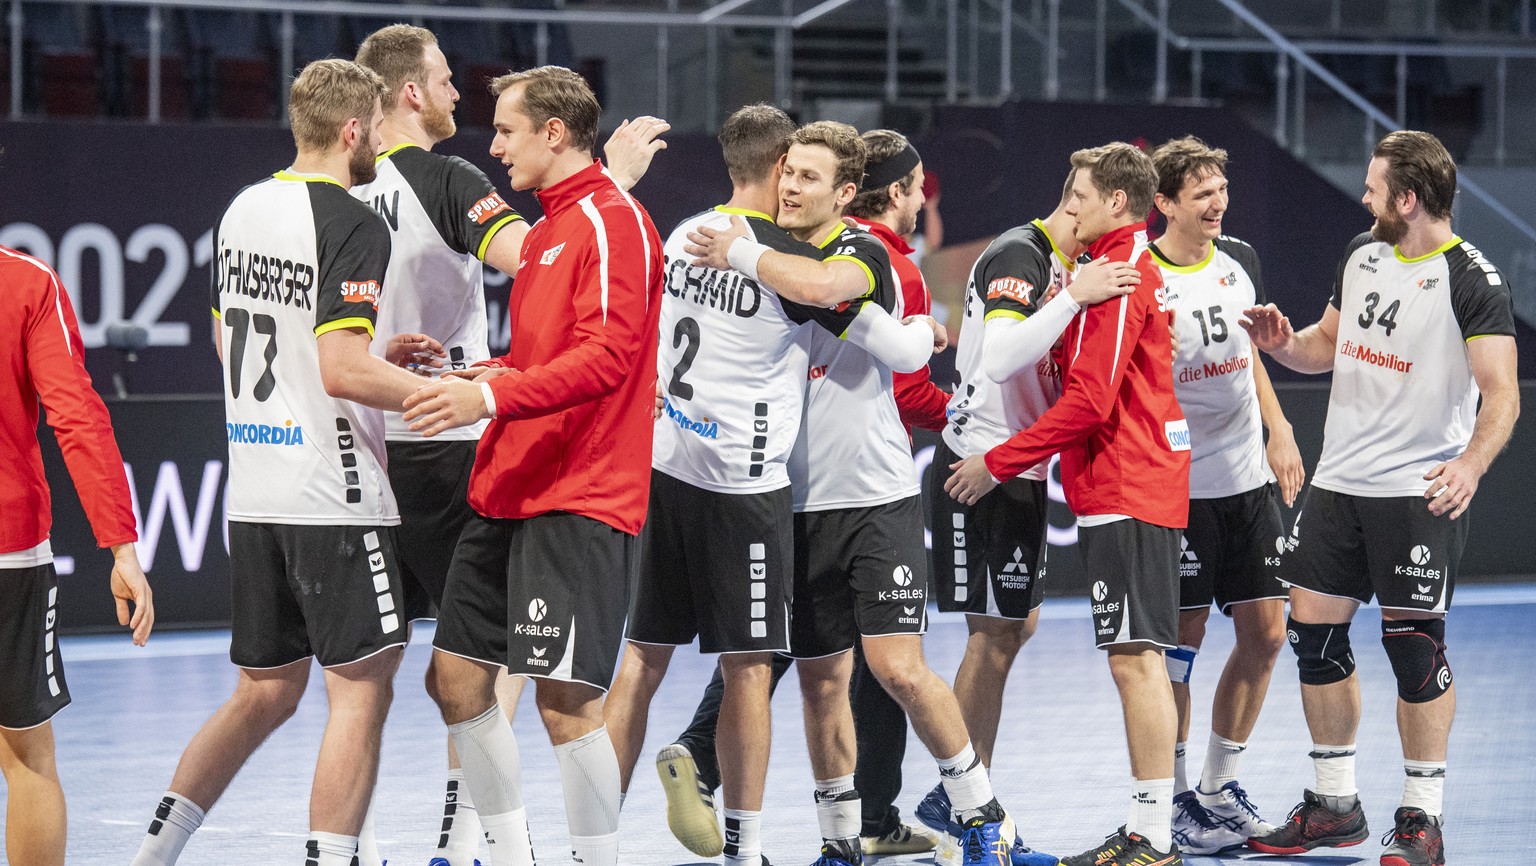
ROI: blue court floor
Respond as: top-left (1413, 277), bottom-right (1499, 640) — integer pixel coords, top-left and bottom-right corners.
top-left (8, 583), bottom-right (1534, 865)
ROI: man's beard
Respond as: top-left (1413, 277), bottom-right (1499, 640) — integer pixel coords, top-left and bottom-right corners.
top-left (350, 141), bottom-right (378, 186)
top-left (1371, 207), bottom-right (1407, 244)
top-left (423, 92), bottom-right (457, 143)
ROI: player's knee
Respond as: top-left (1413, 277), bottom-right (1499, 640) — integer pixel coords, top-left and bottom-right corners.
top-left (232, 674), bottom-right (306, 725)
top-left (1287, 617), bottom-right (1356, 686)
top-left (0, 725), bottom-right (57, 774)
top-left (1236, 616), bottom-right (1289, 662)
top-left (971, 617), bottom-right (1031, 656)
top-left (1381, 618), bottom-right (1452, 703)
top-left (1165, 644), bottom-right (1197, 684)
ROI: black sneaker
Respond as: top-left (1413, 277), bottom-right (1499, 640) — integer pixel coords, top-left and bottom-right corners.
top-left (1248, 789), bottom-right (1369, 854)
top-left (1059, 827), bottom-right (1180, 866)
top-left (1380, 807), bottom-right (1445, 866)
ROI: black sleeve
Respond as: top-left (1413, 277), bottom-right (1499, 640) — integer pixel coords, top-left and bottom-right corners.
top-left (210, 208), bottom-right (224, 317)
top-left (399, 150), bottom-right (523, 259)
top-left (312, 188), bottom-right (392, 335)
top-left (1217, 235), bottom-right (1265, 305)
top-left (1446, 244), bottom-right (1517, 340)
top-left (979, 234), bottom-right (1052, 320)
top-left (751, 220), bottom-right (873, 335)
top-left (1330, 232), bottom-right (1376, 309)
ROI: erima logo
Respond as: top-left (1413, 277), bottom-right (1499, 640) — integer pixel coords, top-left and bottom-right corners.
top-left (892, 565), bottom-right (913, 586)
top-left (528, 598), bottom-right (548, 622)
top-left (540, 242), bottom-right (566, 266)
top-left (1367, 255), bottom-right (1381, 264)
top-left (532, 646), bottom-right (547, 658)
top-left (1410, 545), bottom-right (1431, 566)
top-left (903, 606), bottom-right (917, 616)
top-left (1100, 617), bottom-right (1111, 627)
top-left (1418, 584), bottom-right (1433, 594)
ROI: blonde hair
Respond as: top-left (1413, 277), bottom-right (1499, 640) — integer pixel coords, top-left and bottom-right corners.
top-left (355, 24), bottom-right (438, 111)
top-left (489, 65), bottom-right (599, 153)
top-left (289, 59), bottom-right (387, 152)
top-left (1070, 142), bottom-right (1158, 217)
top-left (788, 120), bottom-right (867, 190)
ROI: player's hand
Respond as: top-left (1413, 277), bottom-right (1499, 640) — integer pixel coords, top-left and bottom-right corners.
top-left (1241, 304), bottom-right (1294, 354)
top-left (653, 378), bottom-right (665, 420)
top-left (404, 377), bottom-right (493, 437)
top-left (904, 314), bottom-right (948, 353)
top-left (943, 455), bottom-right (999, 506)
top-left (1067, 257), bottom-right (1139, 306)
top-left (1266, 422), bottom-right (1306, 507)
top-left (603, 115), bottom-right (670, 191)
top-left (384, 332), bottom-right (446, 375)
top-left (110, 542), bottom-right (153, 646)
top-left (684, 215), bottom-right (748, 270)
top-left (1423, 456), bottom-right (1484, 519)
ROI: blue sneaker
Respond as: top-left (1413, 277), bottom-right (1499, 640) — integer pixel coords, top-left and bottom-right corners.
top-left (914, 782), bottom-right (952, 835)
top-left (811, 839), bottom-right (863, 865)
top-left (1008, 835), bottom-right (1059, 866)
top-left (956, 813), bottom-right (1015, 866)
top-left (427, 860), bottom-right (480, 866)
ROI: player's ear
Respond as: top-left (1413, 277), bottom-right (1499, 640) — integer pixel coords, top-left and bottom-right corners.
top-left (1153, 192), bottom-right (1174, 219)
top-left (835, 181), bottom-right (857, 209)
top-left (546, 116), bottom-right (567, 149)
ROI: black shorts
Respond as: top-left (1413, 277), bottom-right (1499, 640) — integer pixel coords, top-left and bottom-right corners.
top-left (628, 471), bottom-right (793, 654)
top-left (790, 497), bottom-right (929, 659)
top-left (436, 512), bottom-right (635, 691)
top-left (1181, 483), bottom-right (1288, 615)
top-left (387, 439), bottom-right (478, 622)
top-left (228, 522), bottom-right (409, 669)
top-left (1078, 519), bottom-right (1181, 649)
top-left (929, 439), bottom-right (1048, 619)
top-left (0, 564), bottom-right (70, 730)
top-left (1283, 487), bottom-right (1466, 613)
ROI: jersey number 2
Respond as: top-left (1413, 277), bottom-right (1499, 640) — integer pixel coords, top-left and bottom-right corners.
top-left (224, 307), bottom-right (278, 401)
top-left (668, 317), bottom-right (700, 401)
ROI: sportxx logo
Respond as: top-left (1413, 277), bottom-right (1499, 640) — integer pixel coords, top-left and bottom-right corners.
top-left (986, 276), bottom-right (1034, 305)
top-left (540, 242), bottom-right (566, 266)
top-left (467, 191), bottom-right (512, 224)
top-left (340, 279), bottom-right (380, 308)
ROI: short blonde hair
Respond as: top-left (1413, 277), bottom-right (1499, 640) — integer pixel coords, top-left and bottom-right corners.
top-left (788, 121), bottom-right (867, 190)
top-left (1071, 142), bottom-right (1158, 217)
top-left (289, 59), bottom-right (387, 152)
top-left (489, 65), bottom-right (599, 153)
top-left (355, 24), bottom-right (438, 110)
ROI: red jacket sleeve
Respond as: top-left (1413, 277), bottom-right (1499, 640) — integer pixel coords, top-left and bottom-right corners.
top-left (487, 205), bottom-right (656, 419)
top-left (26, 270), bottom-right (138, 548)
top-left (983, 289), bottom-right (1147, 481)
top-left (894, 370), bottom-right (950, 432)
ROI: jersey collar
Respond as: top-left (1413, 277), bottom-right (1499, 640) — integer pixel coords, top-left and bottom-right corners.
top-left (1085, 221), bottom-right (1147, 259)
top-left (534, 159), bottom-right (611, 217)
top-left (849, 217), bottom-right (914, 255)
top-left (1395, 235), bottom-right (1462, 264)
top-left (375, 142), bottom-right (420, 164)
top-left (1031, 218), bottom-right (1076, 271)
top-left (274, 168), bottom-right (345, 188)
top-left (1148, 240), bottom-right (1215, 273)
top-left (813, 223), bottom-right (847, 249)
top-left (715, 205), bottom-right (773, 221)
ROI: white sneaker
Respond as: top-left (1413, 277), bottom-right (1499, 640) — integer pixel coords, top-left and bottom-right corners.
top-left (656, 743), bottom-right (723, 857)
top-left (1171, 782), bottom-right (1276, 855)
top-left (861, 821), bottom-right (941, 856)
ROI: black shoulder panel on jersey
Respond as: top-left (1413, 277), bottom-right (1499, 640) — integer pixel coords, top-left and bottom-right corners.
top-left (746, 216), bottom-right (818, 256)
top-left (1216, 235), bottom-right (1265, 305)
top-left (1443, 241), bottom-right (1517, 340)
top-left (821, 225), bottom-right (896, 313)
top-left (1331, 231), bottom-right (1377, 309)
top-left (978, 223), bottom-right (1053, 318)
top-left (310, 183), bottom-right (391, 333)
top-left (389, 147), bottom-right (521, 259)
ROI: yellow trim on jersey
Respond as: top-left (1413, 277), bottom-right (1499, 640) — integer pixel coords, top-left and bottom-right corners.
top-left (815, 225), bottom-right (846, 249)
top-left (1465, 333), bottom-right (1506, 343)
top-left (1149, 241), bottom-right (1215, 274)
top-left (274, 169), bottom-right (345, 187)
top-left (983, 308), bottom-right (1028, 322)
top-left (715, 205), bottom-right (774, 221)
top-left (314, 317), bottom-right (375, 338)
top-left (1395, 235), bottom-right (1462, 264)
top-left (476, 212), bottom-right (527, 261)
top-left (211, 307), bottom-right (221, 320)
top-left (375, 143), bottom-right (419, 163)
top-left (1031, 219), bottom-right (1077, 271)
top-left (825, 255), bottom-right (876, 295)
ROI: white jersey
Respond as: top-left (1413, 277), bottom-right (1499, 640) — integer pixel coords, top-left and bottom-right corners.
top-left (653, 207), bottom-right (848, 494)
top-left (1156, 236), bottom-right (1274, 498)
top-left (213, 170), bottom-right (398, 525)
top-left (351, 144), bottom-right (523, 441)
top-left (943, 219), bottom-right (1069, 478)
top-left (1315, 232), bottom-right (1515, 497)
top-left (790, 224), bottom-right (918, 511)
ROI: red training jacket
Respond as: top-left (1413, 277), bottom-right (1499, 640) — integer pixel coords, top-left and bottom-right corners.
top-left (852, 218), bottom-right (951, 433)
top-left (983, 222), bottom-right (1190, 529)
top-left (470, 160), bottom-right (664, 535)
top-left (1, 245), bottom-right (138, 554)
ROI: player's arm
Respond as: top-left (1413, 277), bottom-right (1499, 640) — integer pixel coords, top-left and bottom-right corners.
top-left (25, 268), bottom-right (153, 644)
top-left (1251, 348), bottom-right (1305, 506)
top-left (1423, 334), bottom-right (1518, 520)
top-left (603, 115), bottom-right (670, 191)
top-left (982, 256), bottom-right (1138, 383)
top-left (837, 305), bottom-right (945, 373)
top-left (480, 220), bottom-right (529, 279)
top-left (1242, 301), bottom-right (1338, 374)
top-left (684, 216), bottom-right (871, 307)
top-left (317, 326), bottom-right (425, 411)
top-left (894, 362), bottom-right (951, 432)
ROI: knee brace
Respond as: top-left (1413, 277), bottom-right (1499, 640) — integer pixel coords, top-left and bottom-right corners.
top-left (1165, 644), bottom-right (1197, 684)
top-left (1287, 617), bottom-right (1356, 686)
top-left (1381, 618), bottom-right (1452, 703)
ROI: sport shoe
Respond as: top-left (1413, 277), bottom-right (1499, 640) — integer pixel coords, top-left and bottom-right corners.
top-left (1006, 835), bottom-right (1058, 866)
top-left (1172, 782), bottom-right (1274, 854)
top-left (656, 743), bottom-right (723, 857)
top-left (427, 860), bottom-right (480, 866)
top-left (914, 782), bottom-right (952, 835)
top-left (1247, 789), bottom-right (1369, 854)
top-left (1379, 807), bottom-right (1445, 866)
top-left (956, 810), bottom-right (1015, 866)
top-left (812, 838), bottom-right (863, 865)
top-left (1059, 827), bottom-right (1180, 866)
top-left (860, 821), bottom-right (939, 855)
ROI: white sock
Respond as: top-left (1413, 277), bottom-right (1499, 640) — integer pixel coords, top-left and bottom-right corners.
top-left (1127, 778), bottom-right (1174, 852)
top-left (936, 742), bottom-right (994, 817)
top-left (813, 775), bottom-right (861, 842)
top-left (447, 706), bottom-right (532, 866)
top-left (437, 770), bottom-right (483, 865)
top-left (1196, 733), bottom-right (1248, 803)
top-left (355, 798), bottom-right (382, 866)
top-left (554, 726), bottom-right (622, 865)
top-left (723, 808), bottom-right (762, 865)
top-left (1310, 743), bottom-right (1358, 798)
top-left (130, 791), bottom-right (205, 866)
top-left (1402, 760), bottom-right (1447, 816)
top-left (305, 831), bottom-right (358, 866)
top-left (1173, 741), bottom-right (1188, 795)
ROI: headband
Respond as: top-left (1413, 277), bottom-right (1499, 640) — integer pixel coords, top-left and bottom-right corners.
top-left (861, 142), bottom-right (921, 191)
